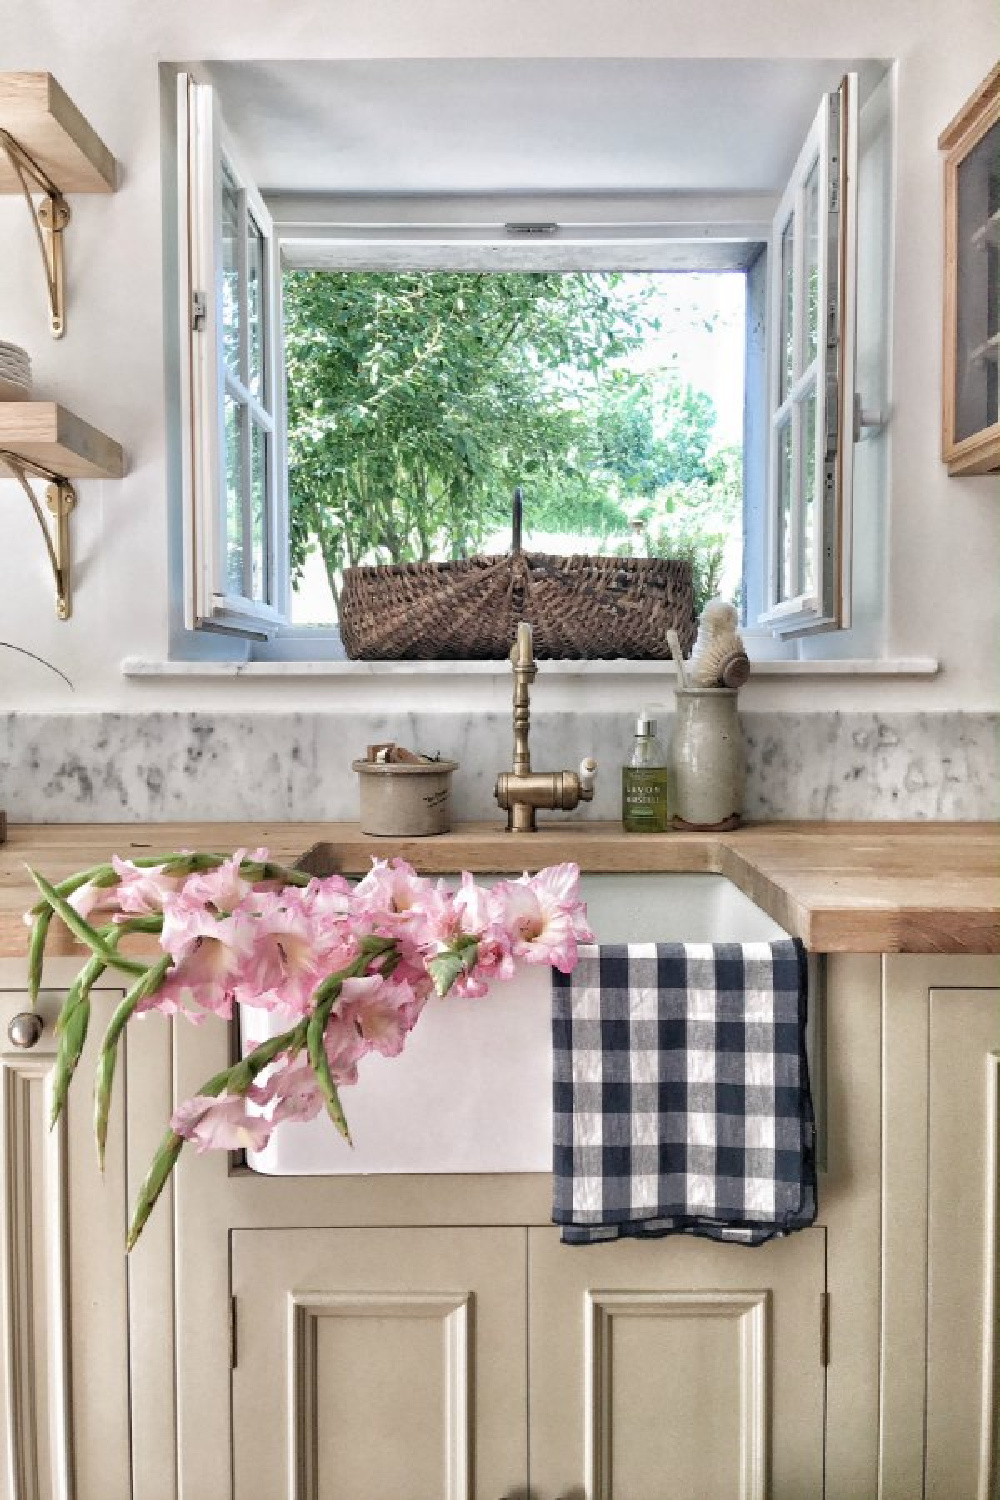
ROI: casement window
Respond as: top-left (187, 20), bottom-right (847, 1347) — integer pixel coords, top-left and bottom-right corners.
top-left (174, 68), bottom-right (869, 653)
top-left (178, 74), bottom-right (288, 634)
top-left (760, 74), bottom-right (859, 637)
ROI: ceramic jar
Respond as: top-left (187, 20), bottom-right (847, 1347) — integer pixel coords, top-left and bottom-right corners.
top-left (352, 759), bottom-right (459, 836)
top-left (670, 687), bottom-right (744, 830)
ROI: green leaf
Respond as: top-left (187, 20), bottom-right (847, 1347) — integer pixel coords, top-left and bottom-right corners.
top-left (426, 937), bottom-right (480, 998)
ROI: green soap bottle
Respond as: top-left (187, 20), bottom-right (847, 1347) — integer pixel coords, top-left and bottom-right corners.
top-left (621, 711), bottom-right (672, 833)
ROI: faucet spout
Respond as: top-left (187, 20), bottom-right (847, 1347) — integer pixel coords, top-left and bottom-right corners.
top-left (494, 622), bottom-right (598, 832)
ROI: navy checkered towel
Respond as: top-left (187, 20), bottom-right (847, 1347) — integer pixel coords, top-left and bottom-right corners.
top-left (552, 941), bottom-right (816, 1246)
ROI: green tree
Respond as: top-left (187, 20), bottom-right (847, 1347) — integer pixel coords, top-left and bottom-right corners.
top-left (284, 271), bottom-right (652, 613)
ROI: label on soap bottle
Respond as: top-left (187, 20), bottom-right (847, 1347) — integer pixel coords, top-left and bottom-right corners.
top-left (621, 767), bottom-right (672, 833)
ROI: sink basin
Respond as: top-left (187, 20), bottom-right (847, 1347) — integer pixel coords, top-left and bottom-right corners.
top-left (241, 872), bottom-right (798, 1176)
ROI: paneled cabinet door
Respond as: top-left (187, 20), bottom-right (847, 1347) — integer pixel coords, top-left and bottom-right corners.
top-left (528, 1225), bottom-right (827, 1500)
top-left (0, 982), bottom-right (130, 1500)
top-left (230, 1226), bottom-right (528, 1500)
top-left (926, 985), bottom-right (1000, 1498)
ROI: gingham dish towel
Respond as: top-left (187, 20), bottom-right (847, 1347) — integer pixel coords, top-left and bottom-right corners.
top-left (551, 941), bottom-right (817, 1245)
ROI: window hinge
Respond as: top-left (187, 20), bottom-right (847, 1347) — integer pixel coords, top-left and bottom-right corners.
top-left (230, 1294), bottom-right (238, 1370)
top-left (192, 291), bottom-right (207, 332)
top-left (820, 1291), bottom-right (830, 1366)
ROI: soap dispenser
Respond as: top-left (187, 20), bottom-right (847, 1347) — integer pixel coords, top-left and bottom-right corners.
top-left (621, 712), bottom-right (672, 833)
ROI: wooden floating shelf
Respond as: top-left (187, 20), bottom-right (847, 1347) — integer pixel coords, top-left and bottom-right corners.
top-left (0, 72), bottom-right (116, 194)
top-left (0, 402), bottom-right (124, 479)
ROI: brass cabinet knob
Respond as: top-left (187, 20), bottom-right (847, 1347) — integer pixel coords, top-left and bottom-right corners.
top-left (8, 1012), bottom-right (44, 1049)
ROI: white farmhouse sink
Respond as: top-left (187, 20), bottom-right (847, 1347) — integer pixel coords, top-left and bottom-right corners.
top-left (241, 873), bottom-right (794, 1177)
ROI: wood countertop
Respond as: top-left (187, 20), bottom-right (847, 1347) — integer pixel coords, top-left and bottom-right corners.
top-left (0, 821), bottom-right (997, 960)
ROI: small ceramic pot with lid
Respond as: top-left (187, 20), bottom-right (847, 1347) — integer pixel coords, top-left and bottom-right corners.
top-left (352, 757), bottom-right (459, 836)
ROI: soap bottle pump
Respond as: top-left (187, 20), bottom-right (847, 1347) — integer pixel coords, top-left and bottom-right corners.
top-left (621, 711), bottom-right (672, 833)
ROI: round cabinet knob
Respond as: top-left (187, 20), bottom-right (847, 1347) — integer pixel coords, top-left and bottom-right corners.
top-left (8, 1012), bottom-right (44, 1049)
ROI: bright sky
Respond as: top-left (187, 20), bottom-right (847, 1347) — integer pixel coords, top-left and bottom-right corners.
top-left (628, 271), bottom-right (746, 450)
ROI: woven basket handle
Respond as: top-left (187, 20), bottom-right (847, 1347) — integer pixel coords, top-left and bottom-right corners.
top-left (512, 487), bottom-right (523, 553)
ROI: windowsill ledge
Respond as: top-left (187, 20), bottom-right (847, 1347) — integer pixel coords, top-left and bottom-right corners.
top-left (122, 656), bottom-right (940, 680)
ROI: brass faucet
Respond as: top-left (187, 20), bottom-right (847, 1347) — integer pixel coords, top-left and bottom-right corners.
top-left (494, 622), bottom-right (598, 832)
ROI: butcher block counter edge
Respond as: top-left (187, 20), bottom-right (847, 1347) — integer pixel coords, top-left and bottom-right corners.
top-left (0, 820), bottom-right (997, 958)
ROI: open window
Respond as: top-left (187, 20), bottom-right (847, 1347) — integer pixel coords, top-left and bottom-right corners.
top-left (173, 64), bottom-right (873, 658)
top-left (178, 73), bottom-right (287, 635)
top-left (760, 74), bottom-right (859, 637)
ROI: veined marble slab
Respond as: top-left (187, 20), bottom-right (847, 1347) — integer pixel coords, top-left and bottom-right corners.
top-left (0, 711), bottom-right (996, 824)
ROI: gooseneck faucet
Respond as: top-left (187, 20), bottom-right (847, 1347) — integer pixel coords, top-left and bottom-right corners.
top-left (494, 622), bottom-right (598, 832)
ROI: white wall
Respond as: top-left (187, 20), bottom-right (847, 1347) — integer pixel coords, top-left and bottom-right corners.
top-left (1, 0), bottom-right (998, 716)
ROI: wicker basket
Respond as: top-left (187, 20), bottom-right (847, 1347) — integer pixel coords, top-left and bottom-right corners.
top-left (339, 490), bottom-right (697, 661)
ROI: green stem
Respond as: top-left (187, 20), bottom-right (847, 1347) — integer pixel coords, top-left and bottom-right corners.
top-left (27, 904), bottom-right (52, 1008)
top-left (94, 956), bottom-right (171, 1169)
top-left (125, 1023), bottom-right (308, 1252)
top-left (306, 936), bottom-right (396, 1142)
top-left (28, 871), bottom-right (148, 977)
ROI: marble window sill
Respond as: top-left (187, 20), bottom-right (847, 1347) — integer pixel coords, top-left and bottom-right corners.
top-left (121, 657), bottom-right (940, 680)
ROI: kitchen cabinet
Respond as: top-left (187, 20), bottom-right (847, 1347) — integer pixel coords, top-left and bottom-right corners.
top-left (2, 942), bottom-right (997, 1498)
top-left (149, 950), bottom-right (883, 1500)
top-left (230, 1223), bottom-right (827, 1500)
top-left (231, 1227), bottom-right (528, 1500)
top-left (940, 63), bottom-right (1000, 475)
top-left (528, 1226), bottom-right (826, 1499)
top-left (882, 956), bottom-right (1000, 1498)
top-left (0, 978), bottom-right (131, 1500)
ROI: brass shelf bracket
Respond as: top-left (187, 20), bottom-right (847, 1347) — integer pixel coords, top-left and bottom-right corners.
top-left (0, 128), bottom-right (71, 338)
top-left (0, 450), bottom-right (76, 619)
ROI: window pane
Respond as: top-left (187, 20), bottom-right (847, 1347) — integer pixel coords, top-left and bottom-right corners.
top-left (803, 159), bottom-right (821, 368)
top-left (221, 173), bottom-right (241, 374)
top-left (224, 392), bottom-right (245, 596)
top-left (777, 418), bottom-right (793, 601)
top-left (247, 212), bottom-right (265, 400)
top-left (954, 118), bottom-right (1000, 443)
top-left (801, 390), bottom-right (817, 595)
top-left (250, 419), bottom-right (267, 602)
top-left (780, 213), bottom-right (795, 401)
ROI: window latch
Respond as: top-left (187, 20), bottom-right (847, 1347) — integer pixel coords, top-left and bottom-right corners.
top-left (853, 393), bottom-right (885, 443)
top-left (191, 291), bottom-right (206, 332)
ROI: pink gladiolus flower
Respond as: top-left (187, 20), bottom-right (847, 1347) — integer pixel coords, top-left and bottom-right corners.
top-left (179, 850), bottom-right (252, 914)
top-left (110, 856), bottom-right (183, 916)
top-left (150, 905), bottom-right (257, 1019)
top-left (340, 973), bottom-right (427, 1058)
top-left (494, 862), bottom-right (593, 974)
top-left (171, 1090), bottom-right (273, 1153)
top-left (260, 1055), bottom-right (326, 1126)
top-left (67, 881), bottom-right (121, 922)
top-left (234, 889), bottom-right (357, 1016)
top-left (350, 858), bottom-right (444, 943)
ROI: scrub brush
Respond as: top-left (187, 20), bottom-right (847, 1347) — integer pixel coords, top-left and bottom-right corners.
top-left (688, 599), bottom-right (751, 689)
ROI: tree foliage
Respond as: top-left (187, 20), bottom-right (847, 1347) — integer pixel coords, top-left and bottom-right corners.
top-left (283, 270), bottom-right (741, 621)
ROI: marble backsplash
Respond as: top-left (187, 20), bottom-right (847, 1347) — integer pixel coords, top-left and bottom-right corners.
top-left (1, 711), bottom-right (996, 825)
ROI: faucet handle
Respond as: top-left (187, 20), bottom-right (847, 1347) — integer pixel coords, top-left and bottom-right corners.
top-left (511, 620), bottom-right (534, 667)
top-left (579, 757), bottom-right (598, 793)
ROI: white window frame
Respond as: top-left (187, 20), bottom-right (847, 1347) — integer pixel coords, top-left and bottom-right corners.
top-left (177, 74), bottom-right (288, 635)
top-left (760, 73), bottom-right (859, 638)
top-left (172, 72), bottom-right (870, 656)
